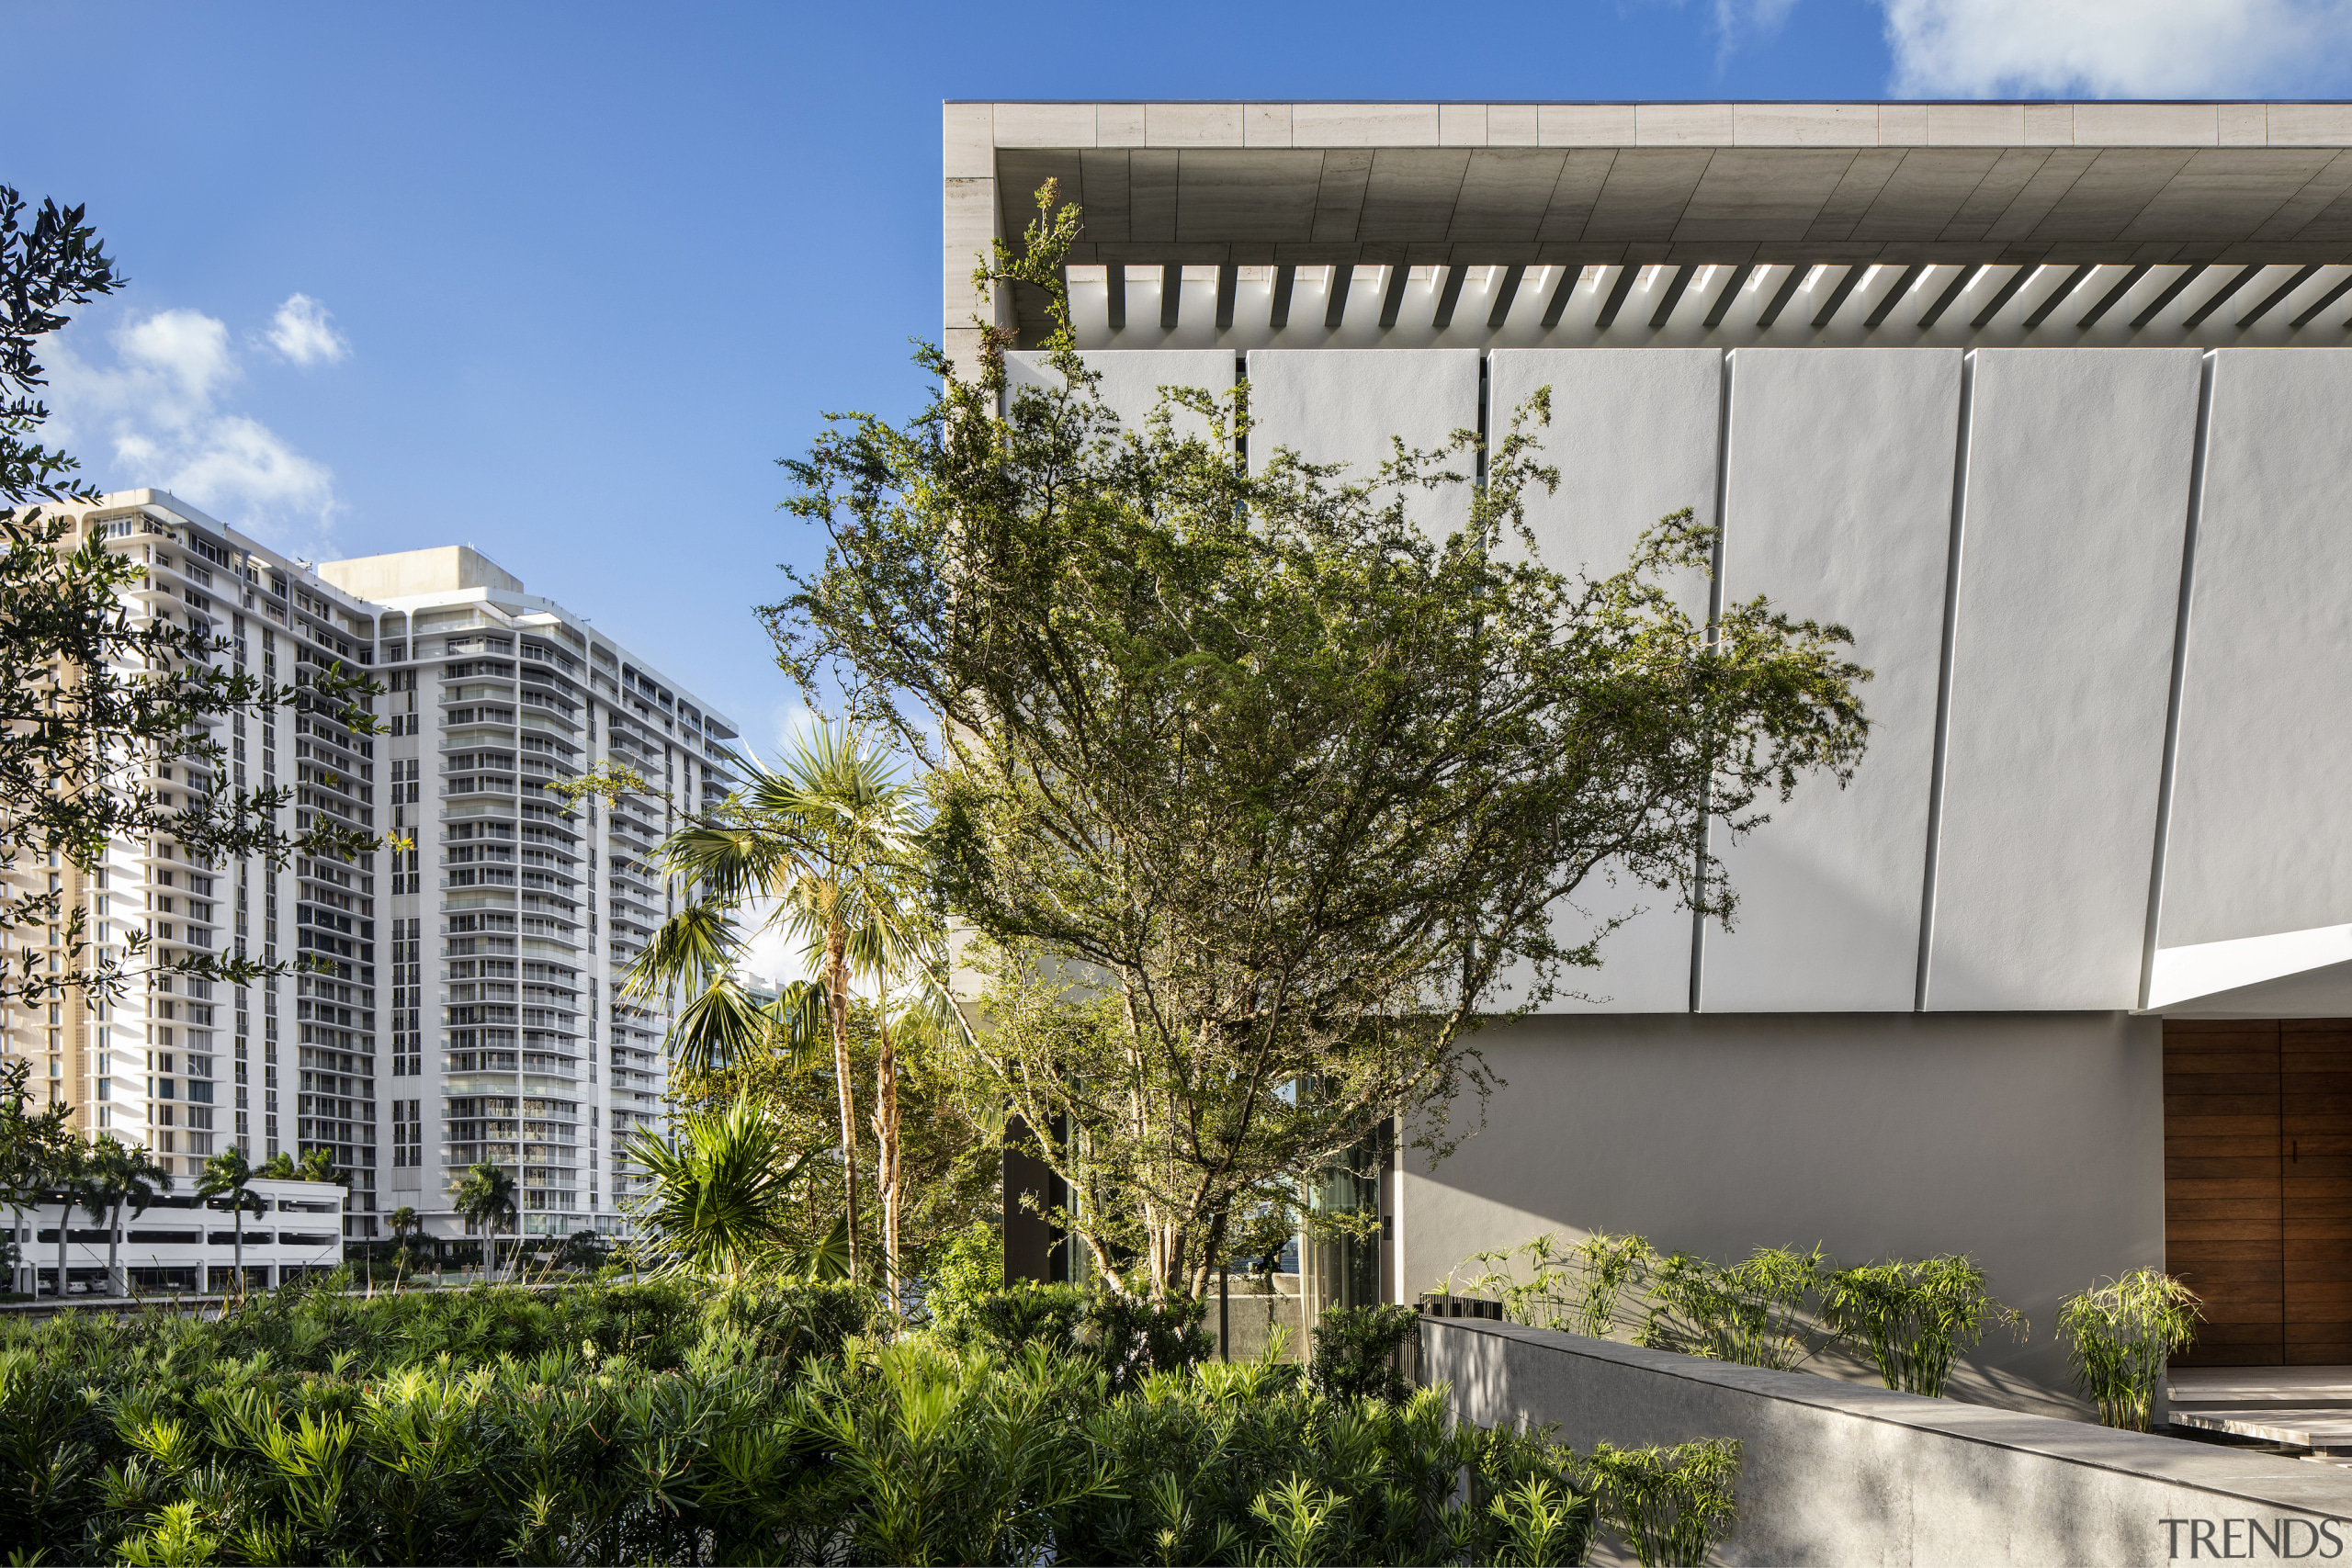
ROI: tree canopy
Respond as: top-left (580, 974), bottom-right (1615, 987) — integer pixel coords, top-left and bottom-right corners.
top-left (0, 185), bottom-right (384, 1011)
top-left (767, 186), bottom-right (1871, 1295)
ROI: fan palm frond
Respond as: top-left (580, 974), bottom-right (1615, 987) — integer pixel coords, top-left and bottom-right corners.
top-left (630, 1096), bottom-right (818, 1282)
top-left (662, 976), bottom-right (773, 1078)
top-left (627, 902), bottom-right (742, 1003)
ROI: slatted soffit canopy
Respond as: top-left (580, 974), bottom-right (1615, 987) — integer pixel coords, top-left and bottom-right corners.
top-left (943, 101), bottom-right (2352, 348)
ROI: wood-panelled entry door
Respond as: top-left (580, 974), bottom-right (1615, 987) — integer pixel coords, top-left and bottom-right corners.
top-left (2165, 1020), bottom-right (2352, 1366)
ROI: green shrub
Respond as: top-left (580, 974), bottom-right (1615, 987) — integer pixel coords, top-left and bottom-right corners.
top-left (1309, 1303), bottom-right (1421, 1404)
top-left (1635, 1247), bottom-right (1825, 1371)
top-left (0, 1277), bottom-right (1744, 1566)
top-left (1461, 1231), bottom-right (1657, 1338)
top-left (918, 1218), bottom-right (1006, 1332)
top-left (1465, 1233), bottom-right (2040, 1397)
top-left (1059, 1373), bottom-right (1596, 1566)
top-left (1819, 1255), bottom-right (2026, 1397)
top-left (949, 1280), bottom-right (1212, 1393)
top-left (1580, 1438), bottom-right (1742, 1568)
top-left (2058, 1269), bottom-right (2201, 1431)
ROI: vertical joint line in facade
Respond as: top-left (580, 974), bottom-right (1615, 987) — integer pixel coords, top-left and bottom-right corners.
top-left (1234, 355), bottom-right (1249, 473)
top-left (2141, 351), bottom-right (2216, 1010)
top-left (1916, 350), bottom-right (1977, 1013)
top-left (1476, 355), bottom-right (1490, 488)
top-left (1691, 348), bottom-right (1736, 1014)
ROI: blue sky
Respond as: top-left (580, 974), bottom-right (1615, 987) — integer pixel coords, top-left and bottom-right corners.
top-left (13, 1), bottom-right (2350, 750)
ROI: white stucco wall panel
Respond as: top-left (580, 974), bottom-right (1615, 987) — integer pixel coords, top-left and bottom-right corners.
top-left (1005, 348), bottom-right (1236, 443)
top-left (1244, 348), bottom-right (1481, 535)
top-left (1923, 348), bottom-right (2201, 1012)
top-left (1703, 349), bottom-right (1962, 1011)
top-left (1401, 1010), bottom-right (2165, 1414)
top-left (1487, 349), bottom-right (1724, 1013)
top-left (2160, 349), bottom-right (2352, 952)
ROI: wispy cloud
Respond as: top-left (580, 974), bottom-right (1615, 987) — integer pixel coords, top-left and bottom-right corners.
top-left (1710, 0), bottom-right (1801, 57)
top-left (1881, 0), bottom-right (2352, 97)
top-left (45, 299), bottom-right (343, 546)
top-left (264, 293), bottom-right (349, 367)
top-left (772, 700), bottom-right (820, 755)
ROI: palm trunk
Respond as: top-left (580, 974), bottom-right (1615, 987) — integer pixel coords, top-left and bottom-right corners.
top-left (873, 1004), bottom-right (900, 1314)
top-left (825, 912), bottom-right (861, 1282)
top-left (232, 1204), bottom-right (244, 1296)
top-left (107, 1198), bottom-right (125, 1298)
top-left (54, 1193), bottom-right (67, 1299)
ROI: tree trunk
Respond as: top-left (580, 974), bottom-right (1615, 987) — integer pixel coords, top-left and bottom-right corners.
top-left (54, 1195), bottom-right (66, 1299)
top-left (825, 912), bottom-right (861, 1282)
top-left (232, 1205), bottom-right (243, 1296)
top-left (108, 1198), bottom-right (123, 1297)
top-left (874, 1004), bottom-right (900, 1314)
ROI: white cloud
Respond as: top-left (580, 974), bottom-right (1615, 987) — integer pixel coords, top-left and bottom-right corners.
top-left (1712, 0), bottom-right (1801, 52)
top-left (1881, 0), bottom-right (2352, 96)
top-left (740, 897), bottom-right (815, 989)
top-left (264, 293), bottom-right (350, 367)
top-left (45, 301), bottom-right (341, 546)
top-left (772, 700), bottom-right (820, 754)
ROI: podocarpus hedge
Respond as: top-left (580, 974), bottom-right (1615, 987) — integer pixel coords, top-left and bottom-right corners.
top-left (0, 1275), bottom-right (1735, 1566)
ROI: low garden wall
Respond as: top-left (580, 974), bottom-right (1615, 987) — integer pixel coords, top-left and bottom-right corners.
top-left (1425, 1316), bottom-right (2352, 1566)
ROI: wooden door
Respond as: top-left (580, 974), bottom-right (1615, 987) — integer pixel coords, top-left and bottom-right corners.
top-left (2285, 1021), bottom-right (2352, 1363)
top-left (2165, 1019), bottom-right (2283, 1366)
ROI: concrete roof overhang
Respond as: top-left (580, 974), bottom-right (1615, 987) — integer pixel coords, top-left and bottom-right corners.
top-left (956, 101), bottom-right (2352, 269)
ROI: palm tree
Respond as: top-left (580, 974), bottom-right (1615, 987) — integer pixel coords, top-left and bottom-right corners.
top-left (633, 722), bottom-right (926, 1289)
top-left (383, 1205), bottom-right (420, 1290)
top-left (43, 1131), bottom-right (86, 1300)
top-left (0, 1059), bottom-right (74, 1297)
top-left (630, 1095), bottom-right (824, 1283)
top-left (196, 1145), bottom-right (266, 1295)
top-left (79, 1135), bottom-right (171, 1297)
top-left (296, 1146), bottom-right (350, 1187)
top-left (453, 1162), bottom-right (517, 1280)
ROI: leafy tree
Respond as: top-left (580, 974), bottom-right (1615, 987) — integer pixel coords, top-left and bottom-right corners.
top-left (76, 1134), bottom-right (171, 1296)
top-left (0, 186), bottom-right (121, 510)
top-left (0, 184), bottom-right (387, 1014)
top-left (549, 1226), bottom-right (608, 1275)
top-left (767, 186), bottom-right (1871, 1296)
top-left (453, 1161), bottom-right (518, 1280)
top-left (195, 1145), bottom-right (266, 1294)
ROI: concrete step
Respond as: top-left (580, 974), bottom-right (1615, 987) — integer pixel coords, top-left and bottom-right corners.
top-left (2170, 1367), bottom-right (2352, 1410)
top-left (2174, 1407), bottom-right (2352, 1456)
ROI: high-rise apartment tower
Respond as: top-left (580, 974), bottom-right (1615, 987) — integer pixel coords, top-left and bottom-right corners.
top-left (0, 491), bottom-right (737, 1244)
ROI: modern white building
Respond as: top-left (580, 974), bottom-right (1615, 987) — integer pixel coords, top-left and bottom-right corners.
top-left (956, 99), bottom-right (2352, 1409)
top-left (9, 1177), bottom-right (345, 1297)
top-left (0, 494), bottom-right (738, 1263)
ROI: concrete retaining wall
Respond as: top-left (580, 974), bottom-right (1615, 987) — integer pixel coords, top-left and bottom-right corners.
top-left (1427, 1317), bottom-right (2352, 1565)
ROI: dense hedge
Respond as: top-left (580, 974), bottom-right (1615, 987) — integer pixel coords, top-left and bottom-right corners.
top-left (0, 1277), bottom-right (1724, 1566)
